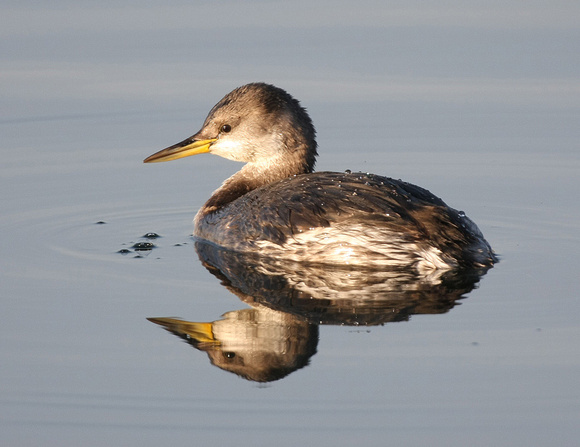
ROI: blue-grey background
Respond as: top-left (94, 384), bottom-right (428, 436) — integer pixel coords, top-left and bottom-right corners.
top-left (1, 2), bottom-right (579, 446)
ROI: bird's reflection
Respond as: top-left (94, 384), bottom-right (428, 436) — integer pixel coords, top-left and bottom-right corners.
top-left (149, 241), bottom-right (492, 382)
top-left (149, 307), bottom-right (318, 383)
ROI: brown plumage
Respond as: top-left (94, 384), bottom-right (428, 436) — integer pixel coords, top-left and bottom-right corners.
top-left (144, 83), bottom-right (496, 270)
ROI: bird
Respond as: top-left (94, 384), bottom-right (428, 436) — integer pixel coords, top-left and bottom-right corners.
top-left (144, 82), bottom-right (496, 271)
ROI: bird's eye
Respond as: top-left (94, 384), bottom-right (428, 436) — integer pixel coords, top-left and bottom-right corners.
top-left (221, 124), bottom-right (232, 133)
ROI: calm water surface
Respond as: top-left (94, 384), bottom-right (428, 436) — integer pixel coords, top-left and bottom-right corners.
top-left (1, 2), bottom-right (579, 446)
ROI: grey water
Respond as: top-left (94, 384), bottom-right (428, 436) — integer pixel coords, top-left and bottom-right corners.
top-left (1, 2), bottom-right (579, 446)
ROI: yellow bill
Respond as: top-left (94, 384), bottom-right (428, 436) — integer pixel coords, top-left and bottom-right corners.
top-left (144, 137), bottom-right (217, 163)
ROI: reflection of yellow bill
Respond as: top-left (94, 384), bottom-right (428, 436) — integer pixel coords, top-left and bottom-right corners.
top-left (147, 318), bottom-right (218, 345)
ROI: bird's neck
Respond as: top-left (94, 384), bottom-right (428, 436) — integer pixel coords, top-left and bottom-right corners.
top-left (196, 143), bottom-right (315, 220)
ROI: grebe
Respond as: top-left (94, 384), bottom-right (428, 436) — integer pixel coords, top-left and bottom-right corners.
top-left (144, 83), bottom-right (496, 270)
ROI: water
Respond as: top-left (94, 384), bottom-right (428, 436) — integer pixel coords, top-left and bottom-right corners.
top-left (2, 2), bottom-right (579, 446)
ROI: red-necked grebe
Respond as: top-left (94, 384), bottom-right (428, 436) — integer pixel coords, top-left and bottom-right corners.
top-left (144, 83), bottom-right (496, 270)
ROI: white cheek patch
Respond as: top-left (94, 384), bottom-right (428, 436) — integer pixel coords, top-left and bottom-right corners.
top-left (210, 139), bottom-right (250, 161)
